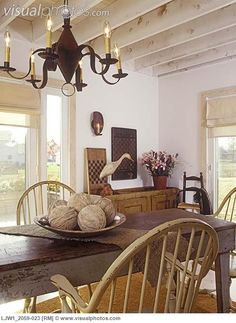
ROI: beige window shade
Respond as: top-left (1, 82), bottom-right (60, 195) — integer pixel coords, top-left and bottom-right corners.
top-left (0, 82), bottom-right (40, 111)
top-left (206, 96), bottom-right (236, 127)
top-left (0, 111), bottom-right (38, 128)
top-left (0, 81), bottom-right (41, 128)
top-left (208, 125), bottom-right (236, 138)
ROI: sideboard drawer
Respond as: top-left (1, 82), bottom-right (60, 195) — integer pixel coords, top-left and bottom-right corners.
top-left (117, 196), bottom-right (150, 215)
top-left (151, 192), bottom-right (176, 210)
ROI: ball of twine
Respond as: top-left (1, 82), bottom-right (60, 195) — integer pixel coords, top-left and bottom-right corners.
top-left (49, 199), bottom-right (67, 215)
top-left (78, 205), bottom-right (106, 231)
top-left (67, 193), bottom-right (90, 212)
top-left (49, 205), bottom-right (78, 230)
top-left (94, 197), bottom-right (116, 225)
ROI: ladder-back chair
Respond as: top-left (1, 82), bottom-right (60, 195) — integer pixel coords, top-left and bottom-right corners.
top-left (51, 218), bottom-right (218, 313)
top-left (178, 172), bottom-right (205, 213)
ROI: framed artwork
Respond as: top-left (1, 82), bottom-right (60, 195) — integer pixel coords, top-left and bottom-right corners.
top-left (111, 127), bottom-right (137, 180)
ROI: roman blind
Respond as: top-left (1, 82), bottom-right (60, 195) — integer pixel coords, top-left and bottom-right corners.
top-left (0, 81), bottom-right (41, 128)
top-left (205, 95), bottom-right (236, 137)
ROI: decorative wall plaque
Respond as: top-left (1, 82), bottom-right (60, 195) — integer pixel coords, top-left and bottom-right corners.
top-left (85, 148), bottom-right (107, 194)
top-left (111, 127), bottom-right (137, 180)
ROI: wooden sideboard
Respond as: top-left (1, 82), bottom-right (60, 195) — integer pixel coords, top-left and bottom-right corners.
top-left (107, 187), bottom-right (178, 215)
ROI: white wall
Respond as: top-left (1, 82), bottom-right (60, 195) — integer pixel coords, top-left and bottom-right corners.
top-left (159, 59), bottom-right (236, 188)
top-left (76, 65), bottom-right (158, 192)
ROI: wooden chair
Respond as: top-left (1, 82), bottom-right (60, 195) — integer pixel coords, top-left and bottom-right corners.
top-left (51, 218), bottom-right (219, 313)
top-left (177, 187), bottom-right (213, 215)
top-left (213, 187), bottom-right (236, 311)
top-left (16, 180), bottom-right (75, 225)
top-left (16, 180), bottom-right (75, 312)
top-left (177, 172), bottom-right (205, 213)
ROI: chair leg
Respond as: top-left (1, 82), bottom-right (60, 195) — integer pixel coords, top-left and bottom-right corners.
top-left (59, 291), bottom-right (73, 313)
top-left (166, 263), bottom-right (177, 313)
top-left (23, 298), bottom-right (31, 313)
top-left (87, 284), bottom-right (93, 300)
top-left (23, 297), bottom-right (37, 313)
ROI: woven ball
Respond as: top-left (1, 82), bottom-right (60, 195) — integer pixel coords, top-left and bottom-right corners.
top-left (90, 194), bottom-right (102, 204)
top-left (94, 197), bottom-right (116, 225)
top-left (48, 205), bottom-right (78, 230)
top-left (78, 205), bottom-right (106, 231)
top-left (49, 199), bottom-right (67, 215)
top-left (67, 193), bottom-right (90, 212)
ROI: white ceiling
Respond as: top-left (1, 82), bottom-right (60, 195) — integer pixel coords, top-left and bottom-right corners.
top-left (1, 0), bottom-right (236, 77)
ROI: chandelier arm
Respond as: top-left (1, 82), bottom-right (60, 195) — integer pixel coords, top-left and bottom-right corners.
top-left (30, 61), bottom-right (49, 89)
top-left (7, 48), bottom-right (45, 80)
top-left (7, 63), bottom-right (31, 80)
top-left (92, 52), bottom-right (110, 75)
top-left (101, 73), bottom-right (120, 85)
top-left (79, 45), bottom-right (110, 75)
top-left (32, 48), bottom-right (52, 55)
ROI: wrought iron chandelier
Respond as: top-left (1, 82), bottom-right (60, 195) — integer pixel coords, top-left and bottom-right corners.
top-left (0, 1), bottom-right (128, 96)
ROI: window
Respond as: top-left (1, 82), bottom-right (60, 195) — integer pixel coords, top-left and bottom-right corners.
top-left (214, 137), bottom-right (236, 208)
top-left (0, 125), bottom-right (27, 225)
top-left (202, 90), bottom-right (236, 211)
top-left (41, 89), bottom-right (69, 184)
top-left (0, 81), bottom-right (40, 226)
top-left (0, 116), bottom-right (38, 226)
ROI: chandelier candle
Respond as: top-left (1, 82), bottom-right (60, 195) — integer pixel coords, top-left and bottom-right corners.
top-left (30, 50), bottom-right (36, 79)
top-left (78, 61), bottom-right (83, 82)
top-left (114, 44), bottom-right (122, 70)
top-left (46, 15), bottom-right (53, 48)
top-left (4, 31), bottom-right (11, 63)
top-left (104, 21), bottom-right (111, 54)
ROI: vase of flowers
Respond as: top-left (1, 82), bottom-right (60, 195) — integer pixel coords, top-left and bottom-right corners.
top-left (142, 150), bottom-right (178, 190)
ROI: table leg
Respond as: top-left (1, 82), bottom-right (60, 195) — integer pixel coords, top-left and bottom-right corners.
top-left (215, 252), bottom-right (231, 313)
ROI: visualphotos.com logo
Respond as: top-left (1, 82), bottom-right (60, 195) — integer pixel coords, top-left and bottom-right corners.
top-left (3, 4), bottom-right (110, 18)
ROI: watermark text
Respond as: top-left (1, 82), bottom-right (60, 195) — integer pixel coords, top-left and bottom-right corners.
top-left (3, 4), bottom-right (110, 19)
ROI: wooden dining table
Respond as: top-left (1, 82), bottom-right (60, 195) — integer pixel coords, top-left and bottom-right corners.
top-left (0, 208), bottom-right (235, 313)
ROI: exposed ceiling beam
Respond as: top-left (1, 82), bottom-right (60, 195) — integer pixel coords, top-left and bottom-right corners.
top-left (153, 42), bottom-right (236, 76)
top-left (89, 0), bottom-right (236, 55)
top-left (0, 0), bottom-right (36, 31)
top-left (70, 0), bottom-right (171, 44)
top-left (135, 26), bottom-right (236, 70)
top-left (121, 3), bottom-right (236, 62)
top-left (32, 0), bottom-right (104, 42)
